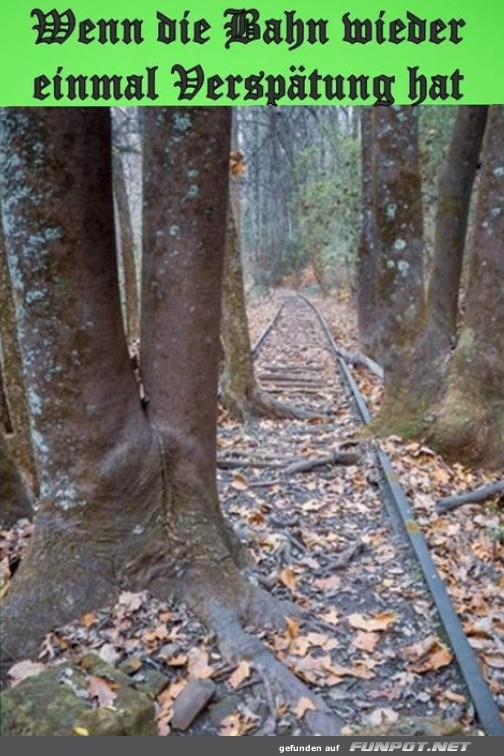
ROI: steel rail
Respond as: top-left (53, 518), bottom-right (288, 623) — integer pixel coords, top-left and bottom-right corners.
top-left (251, 302), bottom-right (284, 357)
top-left (298, 294), bottom-right (504, 737)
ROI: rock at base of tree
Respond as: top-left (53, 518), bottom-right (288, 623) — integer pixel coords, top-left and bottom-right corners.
top-left (1, 654), bottom-right (157, 736)
top-left (171, 679), bottom-right (216, 731)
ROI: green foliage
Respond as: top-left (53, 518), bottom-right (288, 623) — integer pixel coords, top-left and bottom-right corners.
top-left (290, 129), bottom-right (361, 289)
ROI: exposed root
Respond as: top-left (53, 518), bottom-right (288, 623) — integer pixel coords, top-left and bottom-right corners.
top-left (200, 604), bottom-right (343, 735)
top-left (150, 561), bottom-right (343, 734)
top-left (221, 388), bottom-right (329, 423)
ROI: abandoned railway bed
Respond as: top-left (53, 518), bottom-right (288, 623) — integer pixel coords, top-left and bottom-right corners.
top-left (217, 293), bottom-right (504, 735)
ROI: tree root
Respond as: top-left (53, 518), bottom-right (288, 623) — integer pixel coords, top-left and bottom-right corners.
top-left (176, 576), bottom-right (343, 736)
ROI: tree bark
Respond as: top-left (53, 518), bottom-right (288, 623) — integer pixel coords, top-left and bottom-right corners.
top-left (0, 216), bottom-right (38, 493)
top-left (370, 108), bottom-right (425, 405)
top-left (426, 106), bottom-right (488, 351)
top-left (428, 106), bottom-right (504, 468)
top-left (220, 201), bottom-right (259, 420)
top-left (113, 150), bottom-right (140, 342)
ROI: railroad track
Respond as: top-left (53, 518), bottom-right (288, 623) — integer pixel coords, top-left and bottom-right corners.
top-left (219, 293), bottom-right (504, 735)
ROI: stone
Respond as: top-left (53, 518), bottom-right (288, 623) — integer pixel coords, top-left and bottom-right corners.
top-left (171, 679), bottom-right (216, 731)
top-left (1, 654), bottom-right (156, 736)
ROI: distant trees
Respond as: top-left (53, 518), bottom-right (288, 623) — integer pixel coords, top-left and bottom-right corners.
top-left (236, 107), bottom-right (360, 289)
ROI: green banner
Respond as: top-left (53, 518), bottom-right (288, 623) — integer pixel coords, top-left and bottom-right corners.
top-left (0, 1), bottom-right (503, 105)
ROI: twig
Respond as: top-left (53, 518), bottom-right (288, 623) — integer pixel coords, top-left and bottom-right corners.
top-left (327, 540), bottom-right (365, 570)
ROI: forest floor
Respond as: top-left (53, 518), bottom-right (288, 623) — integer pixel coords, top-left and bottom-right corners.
top-left (1, 289), bottom-right (503, 736)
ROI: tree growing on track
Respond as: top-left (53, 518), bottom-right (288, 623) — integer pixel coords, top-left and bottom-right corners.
top-left (427, 106), bottom-right (504, 467)
top-left (357, 105), bottom-right (503, 468)
top-left (0, 107), bottom-right (341, 734)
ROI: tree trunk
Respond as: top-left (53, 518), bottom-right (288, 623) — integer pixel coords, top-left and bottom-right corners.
top-left (428, 106), bottom-right (504, 468)
top-left (426, 106), bottom-right (488, 351)
top-left (0, 217), bottom-right (38, 493)
top-left (113, 150), bottom-right (140, 342)
top-left (370, 107), bottom-right (425, 417)
top-left (0, 107), bottom-right (147, 670)
top-left (220, 201), bottom-right (259, 420)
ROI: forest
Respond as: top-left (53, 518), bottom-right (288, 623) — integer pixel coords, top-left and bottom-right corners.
top-left (0, 105), bottom-right (503, 737)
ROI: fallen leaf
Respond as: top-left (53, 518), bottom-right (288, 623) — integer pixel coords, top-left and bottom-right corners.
top-left (348, 611), bottom-right (397, 632)
top-left (87, 675), bottom-right (118, 707)
top-left (313, 575), bottom-right (341, 591)
top-left (228, 660), bottom-right (251, 689)
top-left (352, 631), bottom-right (381, 653)
top-left (286, 616), bottom-right (300, 639)
top-left (8, 660), bottom-right (46, 685)
top-left (187, 647), bottom-right (214, 679)
top-left (81, 612), bottom-right (96, 628)
top-left (294, 697), bottom-right (316, 718)
top-left (220, 712), bottom-right (256, 736)
top-left (321, 608), bottom-right (340, 625)
top-left (73, 727), bottom-right (89, 736)
top-left (143, 624), bottom-right (170, 644)
top-left (278, 567), bottom-right (298, 590)
top-left (365, 708), bottom-right (399, 726)
top-left (231, 473), bottom-right (249, 491)
top-left (441, 690), bottom-right (467, 705)
top-left (484, 654), bottom-right (504, 669)
top-left (117, 591), bottom-right (144, 612)
top-left (402, 635), bottom-right (453, 673)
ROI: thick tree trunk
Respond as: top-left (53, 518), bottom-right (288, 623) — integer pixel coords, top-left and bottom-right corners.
top-left (426, 106), bottom-right (488, 351)
top-left (428, 106), bottom-right (504, 468)
top-left (113, 150), bottom-right (140, 342)
top-left (0, 108), bottom-right (148, 671)
top-left (368, 108), bottom-right (425, 434)
top-left (0, 219), bottom-right (38, 493)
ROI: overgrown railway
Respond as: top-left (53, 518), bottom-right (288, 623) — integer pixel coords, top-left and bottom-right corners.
top-left (217, 293), bottom-right (504, 736)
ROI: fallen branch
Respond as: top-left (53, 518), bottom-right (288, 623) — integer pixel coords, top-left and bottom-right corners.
top-left (218, 448), bottom-right (360, 473)
top-left (284, 449), bottom-right (360, 474)
top-left (217, 458), bottom-right (285, 470)
top-left (436, 481), bottom-right (504, 514)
